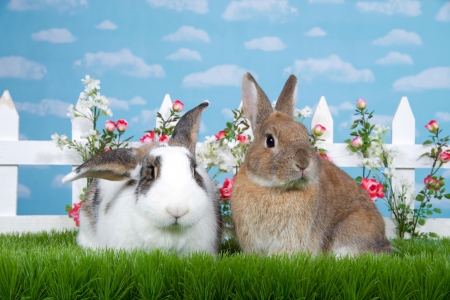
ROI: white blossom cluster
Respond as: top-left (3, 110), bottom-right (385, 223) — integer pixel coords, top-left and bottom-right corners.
top-left (196, 137), bottom-right (240, 173)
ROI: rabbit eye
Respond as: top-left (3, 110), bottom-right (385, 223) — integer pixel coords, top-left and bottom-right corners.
top-left (266, 135), bottom-right (275, 148)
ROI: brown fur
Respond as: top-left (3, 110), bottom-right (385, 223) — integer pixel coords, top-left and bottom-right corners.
top-left (231, 73), bottom-right (391, 256)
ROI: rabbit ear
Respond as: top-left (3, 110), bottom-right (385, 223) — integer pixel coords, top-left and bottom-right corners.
top-left (275, 75), bottom-right (297, 118)
top-left (168, 101), bottom-right (209, 154)
top-left (241, 72), bottom-right (273, 133)
top-left (61, 145), bottom-right (154, 183)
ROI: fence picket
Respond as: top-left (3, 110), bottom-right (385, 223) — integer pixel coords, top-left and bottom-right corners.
top-left (0, 91), bottom-right (19, 216)
top-left (311, 96), bottom-right (333, 143)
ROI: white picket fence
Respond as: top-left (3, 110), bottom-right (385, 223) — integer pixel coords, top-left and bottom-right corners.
top-left (1, 90), bottom-right (449, 238)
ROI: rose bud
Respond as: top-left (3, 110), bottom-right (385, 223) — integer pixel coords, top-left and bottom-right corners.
top-left (158, 135), bottom-right (169, 143)
top-left (214, 130), bottom-right (226, 140)
top-left (140, 131), bottom-right (155, 143)
top-left (356, 98), bottom-right (367, 110)
top-left (425, 120), bottom-right (439, 133)
top-left (173, 100), bottom-right (184, 112)
top-left (116, 119), bottom-right (128, 132)
top-left (105, 120), bottom-right (116, 133)
top-left (350, 136), bottom-right (363, 148)
top-left (312, 124), bottom-right (326, 136)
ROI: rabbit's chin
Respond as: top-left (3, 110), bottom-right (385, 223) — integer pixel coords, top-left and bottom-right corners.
top-left (247, 172), bottom-right (317, 190)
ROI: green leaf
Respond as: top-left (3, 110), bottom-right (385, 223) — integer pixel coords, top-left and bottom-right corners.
top-left (350, 132), bottom-right (359, 136)
top-left (422, 140), bottom-right (432, 145)
top-left (350, 124), bottom-right (358, 130)
top-left (429, 232), bottom-right (439, 238)
top-left (416, 194), bottom-right (424, 201)
top-left (433, 208), bottom-right (442, 213)
top-left (426, 211), bottom-right (433, 216)
top-left (355, 176), bottom-right (362, 183)
top-left (418, 219), bottom-right (426, 226)
top-left (444, 194), bottom-right (450, 199)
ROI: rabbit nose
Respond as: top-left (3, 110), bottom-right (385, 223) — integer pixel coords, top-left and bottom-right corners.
top-left (166, 206), bottom-right (188, 219)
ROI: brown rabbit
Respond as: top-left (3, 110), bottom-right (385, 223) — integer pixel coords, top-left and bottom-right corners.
top-left (231, 73), bottom-right (391, 256)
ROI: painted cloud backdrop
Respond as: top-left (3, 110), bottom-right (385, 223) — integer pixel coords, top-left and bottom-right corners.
top-left (1, 0), bottom-right (449, 216)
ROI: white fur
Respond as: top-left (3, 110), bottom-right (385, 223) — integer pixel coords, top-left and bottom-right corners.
top-left (77, 146), bottom-right (219, 255)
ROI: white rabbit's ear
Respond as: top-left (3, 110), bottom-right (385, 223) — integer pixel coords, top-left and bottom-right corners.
top-left (241, 73), bottom-right (273, 133)
top-left (61, 145), bottom-right (154, 183)
top-left (275, 75), bottom-right (297, 118)
top-left (168, 101), bottom-right (209, 154)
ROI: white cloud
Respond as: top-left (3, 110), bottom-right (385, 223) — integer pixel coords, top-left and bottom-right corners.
top-left (183, 64), bottom-right (254, 87)
top-left (8, 0), bottom-right (87, 12)
top-left (31, 28), bottom-right (76, 43)
top-left (244, 36), bottom-right (286, 51)
top-left (0, 56), bottom-right (47, 80)
top-left (75, 49), bottom-right (165, 78)
top-left (284, 55), bottom-right (374, 83)
top-left (393, 67), bottom-right (450, 91)
top-left (52, 174), bottom-right (71, 189)
top-left (222, 0), bottom-right (298, 22)
top-left (15, 99), bottom-right (71, 118)
top-left (435, 112), bottom-right (450, 123)
top-left (221, 108), bottom-right (235, 119)
top-left (304, 27), bottom-right (327, 37)
top-left (309, 0), bottom-right (344, 3)
top-left (146, 0), bottom-right (208, 13)
top-left (95, 20), bottom-right (118, 30)
top-left (109, 96), bottom-right (147, 110)
top-left (436, 2), bottom-right (450, 22)
top-left (18, 183), bottom-right (31, 198)
top-left (166, 48), bottom-right (202, 61)
top-left (375, 52), bottom-right (413, 65)
top-left (372, 29), bottom-right (422, 46)
top-left (163, 26), bottom-right (210, 43)
top-left (131, 108), bottom-right (159, 125)
top-left (329, 101), bottom-right (354, 116)
top-left (356, 0), bottom-right (421, 16)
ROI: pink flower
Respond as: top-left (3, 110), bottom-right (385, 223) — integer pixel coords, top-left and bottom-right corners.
top-left (105, 120), bottom-right (116, 133)
top-left (425, 120), bottom-right (439, 133)
top-left (140, 131), bottom-right (155, 143)
top-left (173, 100), bottom-right (184, 112)
top-left (237, 134), bottom-right (249, 145)
top-left (104, 148), bottom-right (111, 152)
top-left (69, 202), bottom-right (82, 227)
top-left (361, 178), bottom-right (384, 201)
top-left (158, 135), bottom-right (169, 143)
top-left (116, 119), bottom-right (128, 132)
top-left (214, 130), bottom-right (226, 140)
top-left (350, 136), bottom-right (363, 148)
top-left (438, 151), bottom-right (450, 163)
top-left (316, 152), bottom-right (332, 162)
top-left (356, 98), bottom-right (367, 110)
top-left (424, 175), bottom-right (444, 192)
top-left (312, 124), bottom-right (326, 136)
top-left (219, 178), bottom-right (234, 199)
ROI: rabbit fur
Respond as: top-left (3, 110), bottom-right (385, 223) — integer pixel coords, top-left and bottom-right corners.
top-left (62, 101), bottom-right (223, 255)
top-left (231, 73), bottom-right (391, 256)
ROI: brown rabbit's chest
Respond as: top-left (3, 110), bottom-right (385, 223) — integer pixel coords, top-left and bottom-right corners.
top-left (231, 171), bottom-right (321, 254)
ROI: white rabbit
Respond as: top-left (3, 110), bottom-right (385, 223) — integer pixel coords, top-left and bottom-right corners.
top-left (62, 101), bottom-right (222, 255)
top-left (231, 73), bottom-right (391, 256)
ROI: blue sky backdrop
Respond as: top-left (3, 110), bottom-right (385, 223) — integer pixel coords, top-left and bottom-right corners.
top-left (1, 0), bottom-right (450, 217)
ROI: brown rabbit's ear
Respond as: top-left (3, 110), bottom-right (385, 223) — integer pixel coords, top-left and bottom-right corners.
top-left (168, 101), bottom-right (209, 154)
top-left (241, 73), bottom-right (273, 133)
top-left (61, 144), bottom-right (154, 183)
top-left (275, 75), bottom-right (297, 118)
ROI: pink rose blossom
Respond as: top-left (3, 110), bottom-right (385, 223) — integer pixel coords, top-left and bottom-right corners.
top-left (105, 120), bottom-right (116, 133)
top-left (173, 100), bottom-right (184, 112)
top-left (69, 202), bottom-right (82, 227)
top-left (214, 130), bottom-right (226, 140)
top-left (104, 148), bottom-right (111, 152)
top-left (312, 124), bottom-right (326, 136)
top-left (237, 134), bottom-right (250, 145)
top-left (316, 152), bottom-right (332, 162)
top-left (219, 178), bottom-right (234, 199)
top-left (350, 136), bottom-right (363, 148)
top-left (116, 119), bottom-right (128, 132)
top-left (158, 135), bottom-right (169, 143)
top-left (438, 151), bottom-right (450, 163)
top-left (140, 131), bottom-right (155, 143)
top-left (361, 178), bottom-right (384, 201)
top-left (356, 98), bottom-right (367, 110)
top-left (425, 120), bottom-right (439, 133)
top-left (424, 175), bottom-right (444, 192)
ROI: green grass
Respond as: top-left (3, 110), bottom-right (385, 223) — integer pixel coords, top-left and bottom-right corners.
top-left (1, 231), bottom-right (450, 300)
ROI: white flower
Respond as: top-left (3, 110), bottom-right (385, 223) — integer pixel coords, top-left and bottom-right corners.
top-left (51, 133), bottom-right (68, 150)
top-left (363, 157), bottom-right (381, 169)
top-left (298, 106), bottom-right (312, 118)
top-left (204, 135), bottom-right (217, 144)
top-left (383, 167), bottom-right (396, 179)
top-left (67, 105), bottom-right (75, 121)
top-left (89, 129), bottom-right (98, 136)
top-left (105, 108), bottom-right (113, 117)
top-left (373, 124), bottom-right (389, 135)
top-left (227, 139), bottom-right (240, 149)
